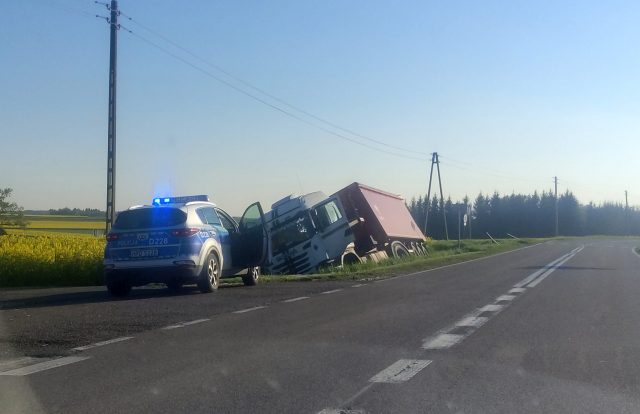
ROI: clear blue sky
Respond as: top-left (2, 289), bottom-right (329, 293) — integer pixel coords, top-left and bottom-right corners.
top-left (1, 0), bottom-right (638, 215)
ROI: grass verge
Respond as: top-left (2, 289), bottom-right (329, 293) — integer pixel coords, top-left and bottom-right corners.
top-left (260, 238), bottom-right (543, 283)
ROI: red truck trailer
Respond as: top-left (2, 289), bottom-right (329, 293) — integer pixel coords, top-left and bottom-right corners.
top-left (333, 182), bottom-right (427, 258)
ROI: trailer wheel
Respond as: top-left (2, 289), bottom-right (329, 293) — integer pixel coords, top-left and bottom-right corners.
top-left (342, 253), bottom-right (361, 267)
top-left (390, 241), bottom-right (410, 258)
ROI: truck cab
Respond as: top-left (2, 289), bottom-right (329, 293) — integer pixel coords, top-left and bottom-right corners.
top-left (264, 192), bottom-right (355, 275)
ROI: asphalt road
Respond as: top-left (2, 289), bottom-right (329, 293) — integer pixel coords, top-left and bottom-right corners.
top-left (1, 238), bottom-right (639, 413)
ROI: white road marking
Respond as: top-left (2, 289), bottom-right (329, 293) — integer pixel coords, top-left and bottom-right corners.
top-left (73, 336), bottom-right (133, 351)
top-left (632, 247), bottom-right (640, 259)
top-left (233, 306), bottom-right (266, 314)
top-left (527, 246), bottom-right (584, 288)
top-left (369, 359), bottom-right (432, 384)
top-left (182, 318), bottom-right (210, 326)
top-left (514, 246), bottom-right (584, 288)
top-left (282, 296), bottom-right (310, 303)
top-left (321, 289), bottom-right (343, 294)
top-left (351, 284), bottom-right (364, 288)
top-left (479, 304), bottom-right (504, 312)
top-left (0, 356), bottom-right (90, 376)
top-left (423, 333), bottom-right (464, 350)
top-left (0, 357), bottom-right (44, 372)
top-left (456, 316), bottom-right (489, 328)
top-left (318, 409), bottom-right (365, 414)
top-left (421, 247), bottom-right (584, 352)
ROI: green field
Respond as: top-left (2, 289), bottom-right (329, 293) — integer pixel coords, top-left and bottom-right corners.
top-left (5, 215), bottom-right (105, 235)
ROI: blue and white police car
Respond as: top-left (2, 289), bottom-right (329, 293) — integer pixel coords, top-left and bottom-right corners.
top-left (103, 195), bottom-right (267, 297)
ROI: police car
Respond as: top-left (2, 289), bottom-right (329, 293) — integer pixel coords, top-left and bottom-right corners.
top-left (103, 195), bottom-right (267, 297)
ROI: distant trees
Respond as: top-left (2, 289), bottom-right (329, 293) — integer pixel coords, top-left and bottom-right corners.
top-left (408, 190), bottom-right (639, 239)
top-left (0, 188), bottom-right (27, 229)
top-left (48, 207), bottom-right (105, 218)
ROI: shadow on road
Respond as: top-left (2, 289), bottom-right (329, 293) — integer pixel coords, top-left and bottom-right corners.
top-left (0, 283), bottom-right (244, 311)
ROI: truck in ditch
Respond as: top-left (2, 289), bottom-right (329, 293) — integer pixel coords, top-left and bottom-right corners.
top-left (264, 182), bottom-right (426, 275)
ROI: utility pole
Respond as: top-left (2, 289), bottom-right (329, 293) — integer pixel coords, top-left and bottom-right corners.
top-left (105, 0), bottom-right (119, 233)
top-left (423, 154), bottom-right (435, 235)
top-left (423, 152), bottom-right (449, 240)
top-left (457, 203), bottom-right (461, 250)
top-left (554, 176), bottom-right (559, 237)
top-left (625, 190), bottom-right (629, 235)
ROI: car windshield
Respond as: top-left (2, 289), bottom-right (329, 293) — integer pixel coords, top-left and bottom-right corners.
top-left (270, 212), bottom-right (315, 255)
top-left (112, 208), bottom-right (187, 230)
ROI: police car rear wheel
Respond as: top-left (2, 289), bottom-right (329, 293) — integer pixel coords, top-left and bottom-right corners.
top-left (198, 252), bottom-right (220, 293)
top-left (242, 267), bottom-right (260, 286)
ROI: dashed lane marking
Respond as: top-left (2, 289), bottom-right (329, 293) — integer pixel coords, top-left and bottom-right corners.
top-left (351, 284), bottom-right (364, 288)
top-left (233, 306), bottom-right (267, 314)
top-left (73, 336), bottom-right (134, 351)
top-left (422, 246), bottom-right (584, 351)
top-left (318, 409), bottom-right (365, 414)
top-left (161, 319), bottom-right (210, 330)
top-left (282, 296), bottom-right (310, 303)
top-left (321, 289), bottom-right (343, 295)
top-left (456, 316), bottom-right (489, 328)
top-left (479, 304), bottom-right (504, 312)
top-left (369, 359), bottom-right (432, 384)
top-left (0, 356), bottom-right (90, 376)
top-left (423, 333), bottom-right (464, 350)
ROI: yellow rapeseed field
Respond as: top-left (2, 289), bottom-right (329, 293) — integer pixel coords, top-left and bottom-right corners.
top-left (0, 233), bottom-right (105, 287)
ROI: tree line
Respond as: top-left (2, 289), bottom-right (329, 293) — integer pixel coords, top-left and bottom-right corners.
top-left (48, 207), bottom-right (105, 218)
top-left (408, 190), bottom-right (640, 239)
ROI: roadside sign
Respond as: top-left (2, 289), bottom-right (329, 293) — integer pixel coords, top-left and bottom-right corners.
top-left (463, 214), bottom-right (468, 226)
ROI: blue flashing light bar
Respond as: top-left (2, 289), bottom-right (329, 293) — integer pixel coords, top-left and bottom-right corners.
top-left (152, 195), bottom-right (209, 205)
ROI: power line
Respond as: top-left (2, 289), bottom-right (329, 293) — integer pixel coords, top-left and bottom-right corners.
top-left (119, 12), bottom-right (430, 157)
top-left (122, 28), bottom-right (428, 162)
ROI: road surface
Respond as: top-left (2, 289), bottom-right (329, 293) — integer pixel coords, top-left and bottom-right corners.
top-left (1, 238), bottom-right (639, 413)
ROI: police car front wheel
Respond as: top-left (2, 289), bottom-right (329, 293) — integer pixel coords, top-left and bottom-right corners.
top-left (197, 252), bottom-right (220, 293)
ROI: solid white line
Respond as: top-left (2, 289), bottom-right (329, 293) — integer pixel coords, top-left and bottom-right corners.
top-left (513, 253), bottom-right (570, 288)
top-left (369, 359), bottom-right (432, 383)
top-left (423, 333), bottom-right (464, 350)
top-left (73, 336), bottom-right (133, 351)
top-left (233, 306), bottom-right (266, 314)
top-left (479, 304), bottom-right (504, 312)
top-left (0, 357), bottom-right (43, 373)
top-left (321, 289), bottom-right (343, 294)
top-left (283, 296), bottom-right (310, 303)
top-left (496, 294), bottom-right (516, 302)
top-left (0, 356), bottom-right (90, 376)
top-left (182, 318), bottom-right (210, 326)
top-left (527, 246), bottom-right (584, 288)
top-left (389, 242), bottom-right (545, 282)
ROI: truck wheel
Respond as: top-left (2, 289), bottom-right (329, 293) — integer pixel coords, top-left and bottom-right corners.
top-left (390, 241), bottom-right (410, 258)
top-left (242, 267), bottom-right (260, 286)
top-left (197, 252), bottom-right (220, 293)
top-left (107, 280), bottom-right (131, 297)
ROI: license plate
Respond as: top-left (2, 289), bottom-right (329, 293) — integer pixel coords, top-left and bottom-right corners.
top-left (131, 248), bottom-right (158, 258)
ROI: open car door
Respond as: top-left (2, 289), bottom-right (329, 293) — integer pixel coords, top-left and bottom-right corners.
top-left (232, 202), bottom-right (268, 268)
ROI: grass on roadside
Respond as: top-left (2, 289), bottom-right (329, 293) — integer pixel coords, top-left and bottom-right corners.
top-left (260, 238), bottom-right (541, 283)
